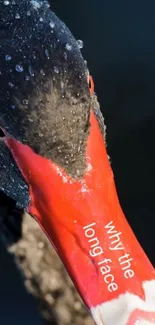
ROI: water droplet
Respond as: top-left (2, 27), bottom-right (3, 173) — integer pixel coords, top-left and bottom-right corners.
top-left (30, 0), bottom-right (42, 10)
top-left (40, 69), bottom-right (45, 76)
top-left (28, 65), bottom-right (34, 76)
top-left (53, 66), bottom-right (59, 74)
top-left (84, 60), bottom-right (87, 67)
top-left (11, 104), bottom-right (16, 109)
top-left (38, 241), bottom-right (44, 249)
top-left (76, 39), bottom-right (83, 49)
top-left (8, 82), bottom-right (14, 88)
top-left (32, 52), bottom-right (36, 59)
top-left (15, 64), bottom-right (24, 72)
top-left (44, 1), bottom-right (50, 8)
top-left (15, 13), bottom-right (20, 19)
top-left (25, 75), bottom-right (30, 81)
top-left (65, 43), bottom-right (72, 51)
top-left (39, 17), bottom-right (43, 22)
top-left (45, 49), bottom-right (49, 59)
top-left (63, 52), bottom-right (67, 60)
top-left (28, 117), bottom-right (33, 122)
top-left (49, 21), bottom-right (55, 28)
top-left (27, 10), bottom-right (31, 16)
top-left (4, 0), bottom-right (9, 5)
top-left (57, 146), bottom-right (61, 153)
top-left (5, 54), bottom-right (12, 61)
top-left (22, 99), bottom-right (29, 105)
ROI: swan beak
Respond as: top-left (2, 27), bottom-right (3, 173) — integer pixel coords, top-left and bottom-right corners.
top-left (4, 93), bottom-right (155, 325)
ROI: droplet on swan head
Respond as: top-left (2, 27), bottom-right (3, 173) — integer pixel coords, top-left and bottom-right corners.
top-left (49, 21), bottom-right (55, 29)
top-left (53, 66), bottom-right (59, 74)
top-left (15, 64), bottom-right (24, 72)
top-left (76, 40), bottom-right (84, 49)
top-left (25, 75), bottom-right (30, 81)
top-left (15, 13), bottom-right (21, 19)
top-left (30, 0), bottom-right (42, 10)
top-left (45, 49), bottom-right (50, 59)
top-left (40, 69), bottom-right (45, 76)
top-left (8, 82), bottom-right (14, 88)
top-left (28, 65), bottom-right (34, 77)
top-left (63, 52), bottom-right (68, 60)
top-left (11, 105), bottom-right (16, 109)
top-left (65, 43), bottom-right (72, 51)
top-left (5, 55), bottom-right (12, 61)
top-left (4, 0), bottom-right (10, 5)
top-left (22, 99), bottom-right (29, 105)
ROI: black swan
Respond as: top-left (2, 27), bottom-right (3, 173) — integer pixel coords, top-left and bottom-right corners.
top-left (0, 1), bottom-right (155, 325)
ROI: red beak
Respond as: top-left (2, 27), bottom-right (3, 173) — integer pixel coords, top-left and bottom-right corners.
top-left (4, 92), bottom-right (155, 325)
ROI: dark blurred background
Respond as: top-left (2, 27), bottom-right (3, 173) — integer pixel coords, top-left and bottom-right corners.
top-left (1, 0), bottom-right (155, 323)
top-left (51, 0), bottom-right (155, 262)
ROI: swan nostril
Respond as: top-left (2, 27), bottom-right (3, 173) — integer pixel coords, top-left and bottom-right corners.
top-left (88, 75), bottom-right (94, 95)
